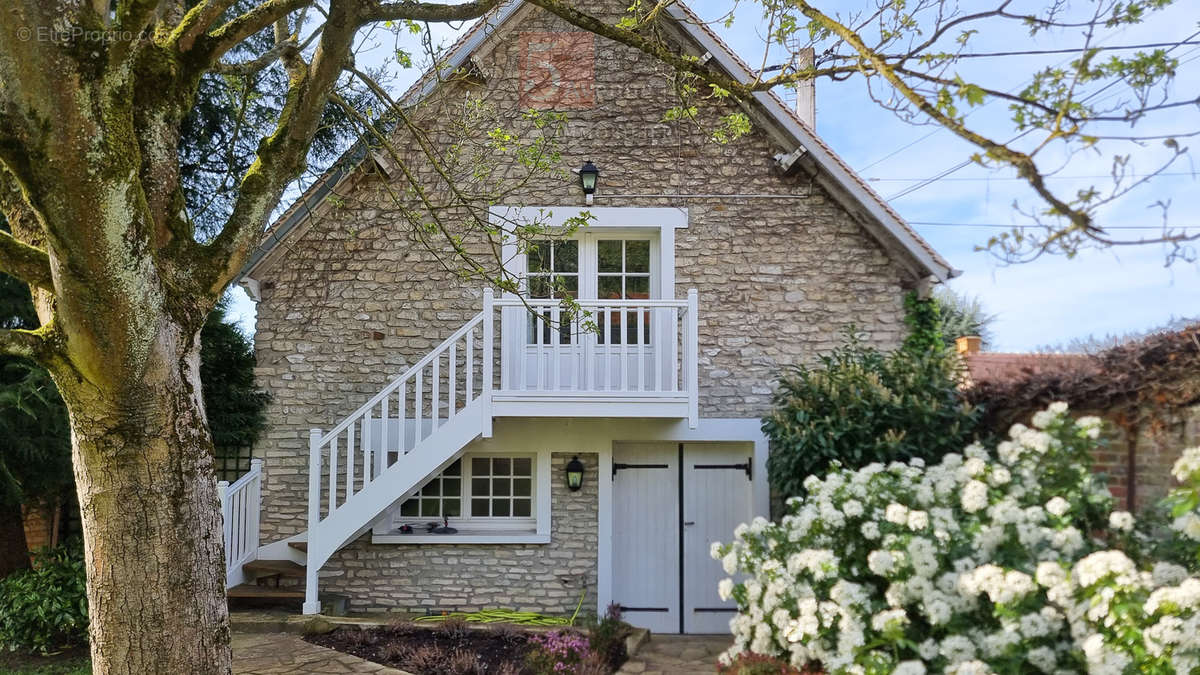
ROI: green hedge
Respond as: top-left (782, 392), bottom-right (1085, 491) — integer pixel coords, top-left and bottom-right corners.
top-left (763, 331), bottom-right (980, 500)
top-left (0, 545), bottom-right (88, 654)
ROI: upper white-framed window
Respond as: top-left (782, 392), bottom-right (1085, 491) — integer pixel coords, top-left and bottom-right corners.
top-left (491, 206), bottom-right (686, 301)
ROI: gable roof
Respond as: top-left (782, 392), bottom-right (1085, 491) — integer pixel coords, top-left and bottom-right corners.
top-left (240, 1), bottom-right (956, 284)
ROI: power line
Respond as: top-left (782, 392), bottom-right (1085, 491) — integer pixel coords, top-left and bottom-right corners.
top-left (910, 220), bottom-right (1200, 230)
top-left (885, 31), bottom-right (1200, 201)
top-left (868, 171), bottom-right (1197, 182)
top-left (855, 25), bottom-right (1140, 173)
top-left (932, 39), bottom-right (1200, 59)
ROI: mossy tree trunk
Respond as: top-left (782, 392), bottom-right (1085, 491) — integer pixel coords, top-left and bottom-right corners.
top-left (0, 1), bottom-right (506, 672)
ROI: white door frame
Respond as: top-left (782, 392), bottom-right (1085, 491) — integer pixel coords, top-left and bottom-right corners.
top-left (491, 206), bottom-right (686, 298)
top-left (596, 417), bottom-right (769, 628)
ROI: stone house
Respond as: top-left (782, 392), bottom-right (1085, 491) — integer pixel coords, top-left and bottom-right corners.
top-left (226, 0), bottom-right (954, 633)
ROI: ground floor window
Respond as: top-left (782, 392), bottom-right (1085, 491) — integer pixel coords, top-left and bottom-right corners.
top-left (395, 454), bottom-right (536, 529)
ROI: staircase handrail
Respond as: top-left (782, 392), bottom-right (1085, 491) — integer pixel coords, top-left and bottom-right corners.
top-left (317, 311), bottom-right (485, 447)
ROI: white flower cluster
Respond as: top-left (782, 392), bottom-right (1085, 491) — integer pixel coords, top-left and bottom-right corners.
top-left (713, 403), bottom-right (1200, 673)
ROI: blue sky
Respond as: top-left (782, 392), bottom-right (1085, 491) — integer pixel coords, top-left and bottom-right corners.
top-left (228, 1), bottom-right (1200, 352)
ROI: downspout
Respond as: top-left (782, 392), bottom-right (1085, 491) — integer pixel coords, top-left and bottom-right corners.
top-left (1126, 422), bottom-right (1138, 512)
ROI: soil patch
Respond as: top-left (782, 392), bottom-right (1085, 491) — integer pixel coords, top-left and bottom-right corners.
top-left (305, 622), bottom-right (621, 675)
top-left (0, 646), bottom-right (91, 674)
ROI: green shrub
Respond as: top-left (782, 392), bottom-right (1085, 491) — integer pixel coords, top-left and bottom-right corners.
top-left (585, 604), bottom-right (631, 670)
top-left (0, 545), bottom-right (88, 654)
top-left (762, 329), bottom-right (980, 500)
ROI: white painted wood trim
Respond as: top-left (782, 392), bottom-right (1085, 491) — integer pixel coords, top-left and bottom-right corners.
top-left (491, 206), bottom-right (688, 231)
top-left (597, 447), bottom-right (613, 615)
top-left (537, 447), bottom-right (552, 537)
top-left (371, 533), bottom-right (550, 545)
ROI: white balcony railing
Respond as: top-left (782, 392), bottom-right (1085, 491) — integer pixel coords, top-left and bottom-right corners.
top-left (494, 290), bottom-right (698, 402)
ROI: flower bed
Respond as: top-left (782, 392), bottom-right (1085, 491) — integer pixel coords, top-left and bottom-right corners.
top-left (305, 611), bottom-right (629, 675)
top-left (714, 403), bottom-right (1200, 673)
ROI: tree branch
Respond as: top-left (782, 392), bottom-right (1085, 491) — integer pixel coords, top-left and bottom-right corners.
top-left (197, 0), bottom-right (363, 293)
top-left (0, 231), bottom-right (53, 292)
top-left (0, 326), bottom-right (50, 361)
top-left (523, 0), bottom-right (756, 99)
top-left (789, 0), bottom-right (1098, 240)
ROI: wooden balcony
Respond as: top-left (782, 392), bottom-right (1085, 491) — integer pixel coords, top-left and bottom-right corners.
top-left (491, 290), bottom-right (699, 426)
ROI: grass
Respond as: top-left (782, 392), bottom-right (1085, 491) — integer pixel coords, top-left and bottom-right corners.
top-left (0, 647), bottom-right (91, 674)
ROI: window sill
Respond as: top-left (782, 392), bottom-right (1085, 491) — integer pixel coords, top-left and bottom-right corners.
top-left (372, 530), bottom-right (549, 545)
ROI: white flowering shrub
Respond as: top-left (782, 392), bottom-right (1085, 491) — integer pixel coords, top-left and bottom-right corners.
top-left (714, 403), bottom-right (1200, 674)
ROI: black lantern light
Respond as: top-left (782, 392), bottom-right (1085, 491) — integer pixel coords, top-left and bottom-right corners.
top-left (578, 160), bottom-right (599, 204)
top-left (565, 456), bottom-right (585, 491)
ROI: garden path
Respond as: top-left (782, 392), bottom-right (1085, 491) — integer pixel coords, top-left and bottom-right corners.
top-left (232, 631), bottom-right (408, 674)
top-left (618, 634), bottom-right (732, 674)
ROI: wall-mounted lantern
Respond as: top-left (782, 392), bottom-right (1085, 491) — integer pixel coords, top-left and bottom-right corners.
top-left (578, 160), bottom-right (599, 205)
top-left (565, 456), bottom-right (585, 492)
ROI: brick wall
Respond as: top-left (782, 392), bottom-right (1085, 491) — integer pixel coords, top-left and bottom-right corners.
top-left (21, 503), bottom-right (54, 552)
top-left (1089, 405), bottom-right (1200, 511)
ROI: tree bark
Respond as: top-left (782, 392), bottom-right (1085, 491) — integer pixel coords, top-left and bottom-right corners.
top-left (0, 498), bottom-right (30, 578)
top-left (56, 319), bottom-right (231, 675)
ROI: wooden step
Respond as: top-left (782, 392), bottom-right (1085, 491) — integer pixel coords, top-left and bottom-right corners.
top-left (227, 584), bottom-right (306, 600)
top-left (288, 541), bottom-right (307, 552)
top-left (243, 559), bottom-right (305, 578)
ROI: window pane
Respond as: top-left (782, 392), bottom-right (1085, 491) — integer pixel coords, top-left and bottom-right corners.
top-left (492, 500), bottom-right (510, 517)
top-left (555, 241), bottom-right (578, 273)
top-left (513, 458), bottom-right (532, 476)
top-left (556, 275), bottom-right (578, 299)
top-left (443, 478), bottom-right (461, 497)
top-left (598, 240), bottom-right (622, 272)
top-left (513, 499), bottom-right (531, 518)
top-left (472, 457), bottom-right (490, 476)
top-left (421, 499), bottom-right (441, 516)
top-left (424, 480), bottom-right (440, 497)
top-left (626, 276), bottom-right (650, 300)
top-left (598, 276), bottom-right (622, 300)
top-left (513, 478), bottom-right (532, 497)
top-left (400, 500), bottom-right (419, 517)
top-left (444, 500), bottom-right (461, 517)
top-left (471, 499), bottom-right (490, 517)
top-left (492, 478), bottom-right (511, 496)
top-left (493, 458), bottom-right (511, 476)
top-left (626, 240), bottom-right (650, 273)
top-left (528, 276), bottom-right (551, 299)
top-left (444, 460), bottom-right (462, 476)
top-left (472, 477), bottom-right (490, 496)
top-left (528, 242), bottom-right (550, 273)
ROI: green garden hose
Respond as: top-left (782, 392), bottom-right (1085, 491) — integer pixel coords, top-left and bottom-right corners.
top-left (413, 589), bottom-right (587, 627)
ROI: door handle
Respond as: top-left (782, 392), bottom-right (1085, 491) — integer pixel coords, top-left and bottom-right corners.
top-left (683, 521), bottom-right (695, 526)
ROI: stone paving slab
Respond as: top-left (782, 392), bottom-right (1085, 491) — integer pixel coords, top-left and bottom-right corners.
top-left (233, 632), bottom-right (409, 674)
top-left (617, 635), bottom-right (732, 675)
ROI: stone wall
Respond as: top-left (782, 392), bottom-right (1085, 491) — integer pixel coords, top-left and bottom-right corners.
top-left (251, 3), bottom-right (915, 540)
top-left (318, 453), bottom-right (598, 615)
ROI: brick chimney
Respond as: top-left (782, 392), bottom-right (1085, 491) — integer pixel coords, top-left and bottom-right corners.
top-left (955, 335), bottom-right (982, 355)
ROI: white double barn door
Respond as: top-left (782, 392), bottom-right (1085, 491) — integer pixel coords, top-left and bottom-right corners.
top-left (612, 442), bottom-right (753, 634)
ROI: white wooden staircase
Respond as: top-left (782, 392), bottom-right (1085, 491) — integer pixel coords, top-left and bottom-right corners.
top-left (222, 288), bottom-right (700, 614)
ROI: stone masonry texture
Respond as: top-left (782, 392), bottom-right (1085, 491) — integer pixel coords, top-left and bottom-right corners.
top-left (319, 453), bottom-right (598, 615)
top-left (249, 0), bottom-right (923, 591)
